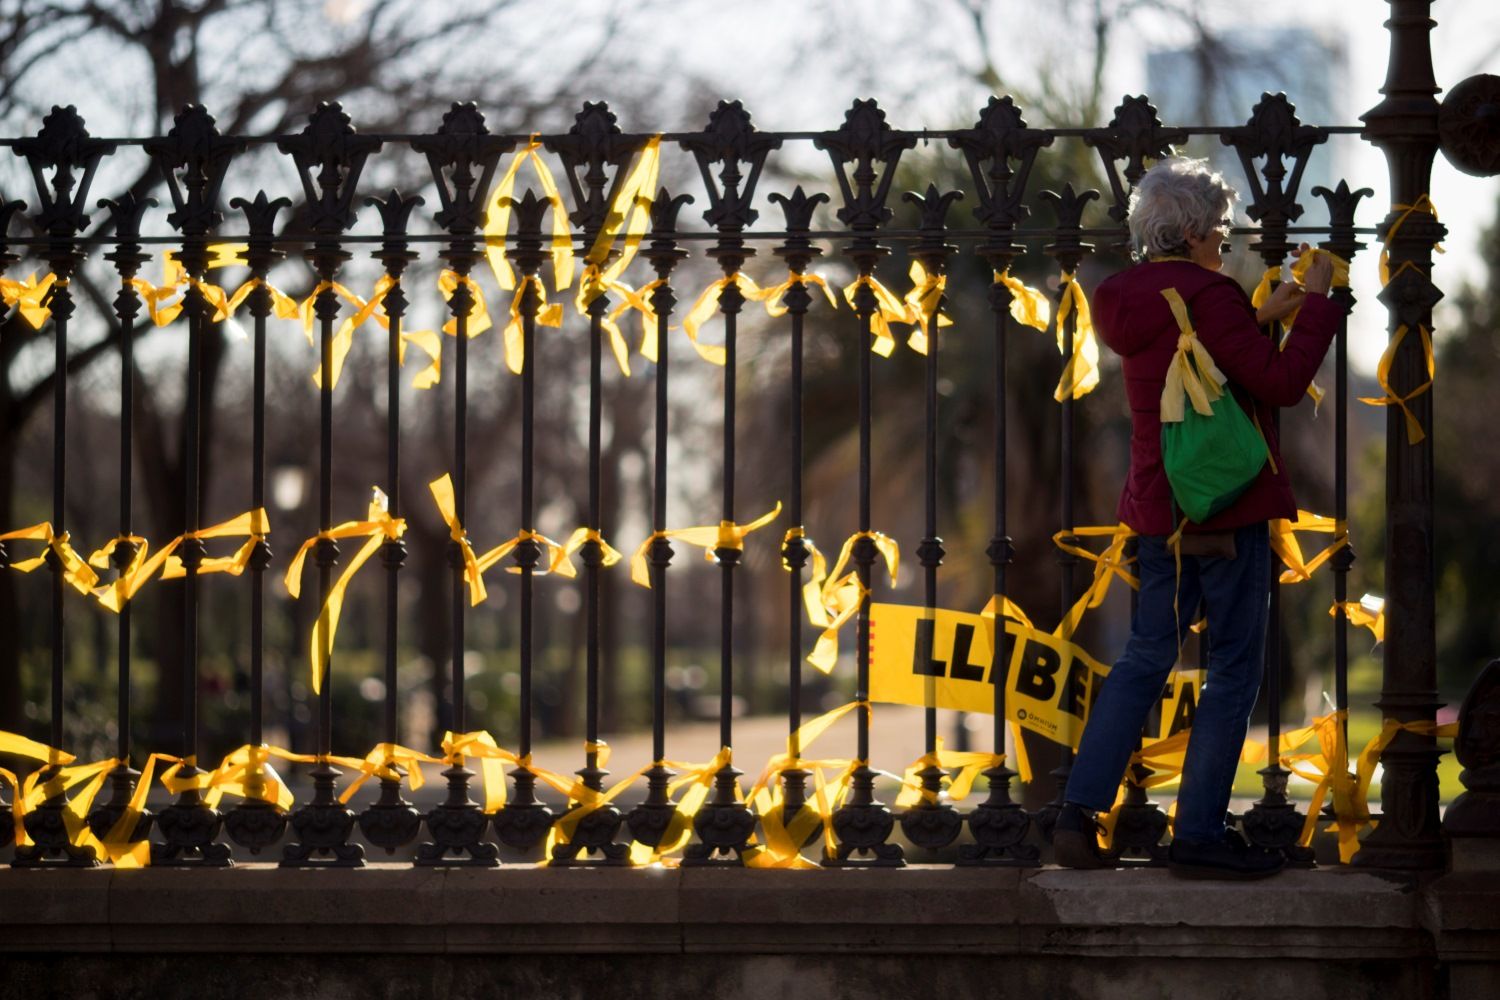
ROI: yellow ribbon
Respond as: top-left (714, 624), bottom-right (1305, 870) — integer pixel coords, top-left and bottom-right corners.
top-left (499, 274), bottom-right (564, 375)
top-left (1054, 271), bottom-right (1100, 401)
top-left (893, 737), bottom-right (1006, 808)
top-left (576, 265), bottom-right (650, 376)
top-left (1360, 317), bottom-right (1433, 445)
top-left (901, 260), bottom-right (953, 355)
top-left (0, 522), bottom-right (99, 594)
top-left (580, 134), bottom-right (661, 283)
top-left (1332, 594), bottom-right (1385, 644)
top-left (993, 269), bottom-right (1051, 332)
top-left (743, 700), bottom-right (868, 868)
top-left (1050, 524), bottom-right (1139, 642)
top-left (1378, 196), bottom-right (1443, 288)
top-left (474, 527), bottom-right (579, 579)
top-left (438, 269), bottom-right (493, 342)
top-left (137, 244), bottom-right (248, 327)
top-left (1253, 260), bottom-right (1331, 410)
top-left (1270, 510), bottom-right (1348, 584)
top-left (338, 742), bottom-right (446, 805)
top-left (0, 730), bottom-right (76, 849)
top-left (629, 503), bottom-right (783, 588)
top-left (804, 530), bottom-right (900, 674)
top-left (841, 273), bottom-right (915, 358)
top-left (681, 272), bottom-right (775, 365)
top-left (427, 474), bottom-right (487, 607)
top-left (760, 271), bottom-right (838, 319)
top-left (158, 508), bottom-right (270, 580)
top-left (86, 535), bottom-right (150, 611)
top-left (552, 527), bottom-right (624, 577)
top-left (483, 136), bottom-right (576, 293)
top-left (16, 755), bottom-right (116, 858)
top-left (0, 272), bottom-right (58, 328)
top-left (283, 488), bottom-right (406, 695)
top-left (1159, 287), bottom-right (1227, 422)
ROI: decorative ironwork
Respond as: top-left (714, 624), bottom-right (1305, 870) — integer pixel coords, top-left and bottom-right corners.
top-left (1083, 95), bottom-right (1187, 226)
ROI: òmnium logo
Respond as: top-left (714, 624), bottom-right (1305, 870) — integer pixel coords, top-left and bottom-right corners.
top-left (1016, 708), bottom-right (1027, 721)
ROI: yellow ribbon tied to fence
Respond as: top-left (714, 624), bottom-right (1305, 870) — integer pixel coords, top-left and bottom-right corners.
top-left (143, 244), bottom-right (248, 327)
top-left (1270, 510), bottom-right (1348, 584)
top-left (499, 274), bottom-right (564, 375)
top-left (473, 527), bottom-right (579, 579)
top-left (629, 503), bottom-right (783, 588)
top-left (484, 135), bottom-right (575, 293)
top-left (87, 535), bottom-right (151, 610)
top-left (1054, 271), bottom-right (1100, 400)
top-left (993, 269), bottom-right (1052, 332)
top-left (428, 474), bottom-right (487, 606)
top-left (743, 699), bottom-right (868, 868)
top-left (902, 260), bottom-right (953, 355)
top-left (0, 522), bottom-right (99, 594)
top-left (1332, 593), bottom-right (1386, 644)
top-left (760, 271), bottom-right (839, 319)
top-left (1362, 197), bottom-right (1441, 444)
top-left (1051, 523), bottom-right (1138, 642)
top-left (337, 742), bottom-right (446, 805)
top-left (552, 527), bottom-right (623, 577)
top-left (681, 273), bottom-right (774, 365)
top-left (0, 272), bottom-right (58, 328)
top-left (82, 510), bottom-right (267, 612)
top-left (283, 487), bottom-right (406, 695)
top-left (1159, 287), bottom-right (1226, 422)
top-left (841, 273), bottom-right (915, 357)
top-left (1252, 260), bottom-right (1331, 410)
top-left (805, 530), bottom-right (900, 674)
top-left (0, 730), bottom-right (75, 847)
top-left (893, 738), bottom-right (1006, 808)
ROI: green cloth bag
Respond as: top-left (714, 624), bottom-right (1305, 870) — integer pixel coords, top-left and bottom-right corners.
top-left (1161, 390), bottom-right (1268, 523)
top-left (1158, 287), bottom-right (1268, 523)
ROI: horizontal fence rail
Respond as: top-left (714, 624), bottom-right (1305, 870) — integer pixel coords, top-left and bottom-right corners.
top-left (0, 90), bottom-right (1448, 871)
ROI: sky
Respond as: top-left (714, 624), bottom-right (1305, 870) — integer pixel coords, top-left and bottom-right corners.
top-left (638, 0), bottom-right (1500, 373)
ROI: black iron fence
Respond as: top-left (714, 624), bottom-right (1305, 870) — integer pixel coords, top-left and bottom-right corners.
top-left (0, 10), bottom-right (1474, 871)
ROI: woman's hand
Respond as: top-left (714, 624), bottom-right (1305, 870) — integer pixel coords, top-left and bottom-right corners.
top-left (1291, 242), bottom-right (1334, 296)
top-left (1255, 279), bottom-right (1307, 326)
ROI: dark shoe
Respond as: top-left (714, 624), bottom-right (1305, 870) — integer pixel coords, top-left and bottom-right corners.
top-left (1168, 831), bottom-right (1286, 880)
top-left (1053, 803), bottom-right (1111, 870)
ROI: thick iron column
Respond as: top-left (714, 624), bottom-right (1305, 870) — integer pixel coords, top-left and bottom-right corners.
top-left (1355, 0), bottom-right (1447, 870)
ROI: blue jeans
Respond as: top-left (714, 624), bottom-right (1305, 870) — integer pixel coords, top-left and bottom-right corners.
top-left (1063, 522), bottom-right (1270, 843)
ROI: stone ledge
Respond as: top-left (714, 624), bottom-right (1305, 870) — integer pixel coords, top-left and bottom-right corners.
top-left (0, 863), bottom-right (1438, 959)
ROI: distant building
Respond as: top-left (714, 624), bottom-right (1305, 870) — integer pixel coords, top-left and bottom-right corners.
top-left (1147, 29), bottom-right (1347, 229)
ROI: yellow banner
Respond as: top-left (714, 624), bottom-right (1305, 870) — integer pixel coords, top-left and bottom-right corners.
top-left (868, 602), bottom-right (1110, 750)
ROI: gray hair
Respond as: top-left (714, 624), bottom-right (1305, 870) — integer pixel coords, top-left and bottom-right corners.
top-left (1127, 157), bottom-right (1238, 259)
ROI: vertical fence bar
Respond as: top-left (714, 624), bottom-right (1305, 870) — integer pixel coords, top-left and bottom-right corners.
top-left (818, 100), bottom-right (913, 867)
top-left (899, 186), bottom-right (965, 854)
top-left (492, 190), bottom-right (557, 855)
top-left (768, 187), bottom-right (825, 829)
top-left (952, 98), bottom-right (1048, 866)
top-left (625, 188), bottom-right (691, 852)
top-left (1035, 184), bottom-right (1098, 842)
top-left (223, 192), bottom-right (291, 855)
top-left (358, 190), bottom-right (424, 855)
top-left (87, 195), bottom-right (154, 855)
top-left (0, 196), bottom-right (22, 852)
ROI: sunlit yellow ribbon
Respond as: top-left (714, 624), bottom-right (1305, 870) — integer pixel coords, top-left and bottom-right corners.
top-left (743, 700), bottom-right (867, 868)
top-left (1159, 286), bottom-right (1226, 422)
top-left (0, 730), bottom-right (76, 849)
top-left (428, 474), bottom-right (486, 606)
top-left (1054, 271), bottom-right (1100, 401)
top-left (681, 272), bottom-right (774, 365)
top-left (1253, 260), bottom-right (1331, 410)
top-left (86, 534), bottom-right (150, 610)
top-left (0, 272), bottom-right (58, 328)
top-left (760, 271), bottom-right (838, 319)
top-left (474, 527), bottom-right (579, 579)
top-left (576, 265), bottom-right (651, 375)
top-left (993, 269), bottom-right (1051, 332)
top-left (804, 530), bottom-right (899, 674)
top-left (1332, 594), bottom-right (1385, 644)
top-left (159, 508), bottom-right (270, 580)
top-left (581, 135), bottom-right (661, 283)
top-left (626, 745), bottom-right (736, 866)
top-left (1378, 196), bottom-right (1443, 288)
top-left (841, 273), bottom-right (915, 358)
top-left (484, 136), bottom-right (575, 293)
top-left (629, 503), bottom-right (783, 588)
top-left (553, 527), bottom-right (623, 577)
top-left (974, 595), bottom-right (1036, 784)
top-left (893, 737), bottom-right (1006, 808)
top-left (0, 522), bottom-right (99, 594)
top-left (283, 488), bottom-right (406, 695)
top-left (338, 742), bottom-right (445, 805)
top-left (901, 260), bottom-right (953, 355)
top-left (438, 269), bottom-right (493, 343)
top-left (498, 274), bottom-right (564, 375)
top-left (16, 754), bottom-right (115, 859)
top-left (1270, 510), bottom-right (1348, 584)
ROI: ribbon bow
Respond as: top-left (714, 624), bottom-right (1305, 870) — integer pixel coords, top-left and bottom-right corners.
top-left (893, 738), bottom-right (1006, 808)
top-left (428, 474), bottom-right (487, 606)
top-left (1252, 259), bottom-right (1331, 411)
top-left (993, 269), bottom-right (1051, 332)
top-left (681, 273), bottom-right (774, 365)
top-left (841, 273), bottom-right (915, 357)
top-left (901, 260), bottom-right (953, 355)
top-left (474, 527), bottom-right (580, 579)
top-left (804, 530), bottom-right (900, 674)
top-left (0, 272), bottom-right (58, 328)
top-left (1270, 510), bottom-right (1348, 584)
top-left (760, 271), bottom-right (838, 319)
top-left (1159, 287), bottom-right (1227, 422)
top-left (484, 136), bottom-right (575, 293)
top-left (629, 503), bottom-right (783, 588)
top-left (284, 488), bottom-right (406, 695)
top-left (1332, 594), bottom-right (1385, 645)
top-left (1051, 523), bottom-right (1139, 642)
top-left (499, 274), bottom-right (564, 375)
top-left (0, 522), bottom-right (99, 594)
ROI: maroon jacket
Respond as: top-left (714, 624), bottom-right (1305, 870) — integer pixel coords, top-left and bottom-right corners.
top-left (1092, 260), bottom-right (1341, 536)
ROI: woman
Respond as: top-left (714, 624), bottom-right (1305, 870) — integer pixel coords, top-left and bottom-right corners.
top-left (1051, 156), bottom-right (1336, 879)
